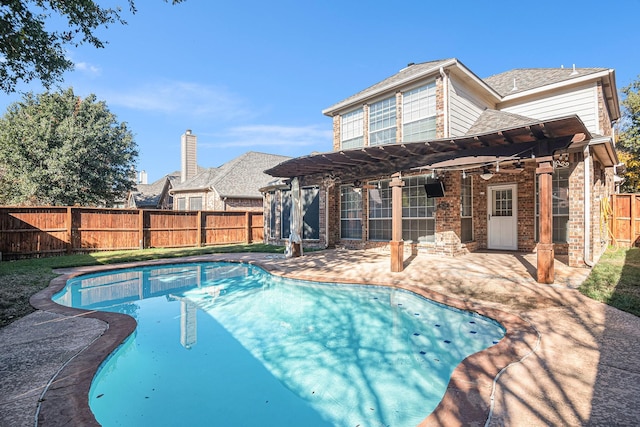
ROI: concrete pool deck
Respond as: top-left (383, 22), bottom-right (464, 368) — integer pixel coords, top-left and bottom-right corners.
top-left (1, 249), bottom-right (639, 426)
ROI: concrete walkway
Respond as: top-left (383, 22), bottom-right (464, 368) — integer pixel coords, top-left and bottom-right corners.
top-left (1, 249), bottom-right (639, 426)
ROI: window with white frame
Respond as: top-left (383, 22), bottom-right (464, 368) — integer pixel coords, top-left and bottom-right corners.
top-left (341, 108), bottom-right (364, 149)
top-left (340, 185), bottom-right (362, 239)
top-left (369, 97), bottom-right (396, 146)
top-left (368, 180), bottom-right (392, 240)
top-left (535, 168), bottom-right (570, 243)
top-left (402, 176), bottom-right (436, 242)
top-left (189, 196), bottom-right (202, 211)
top-left (460, 175), bottom-right (473, 242)
top-left (402, 82), bottom-right (437, 142)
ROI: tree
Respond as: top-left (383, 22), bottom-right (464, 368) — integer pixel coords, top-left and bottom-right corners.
top-left (0, 88), bottom-right (138, 206)
top-left (617, 76), bottom-right (640, 192)
top-left (0, 0), bottom-right (184, 93)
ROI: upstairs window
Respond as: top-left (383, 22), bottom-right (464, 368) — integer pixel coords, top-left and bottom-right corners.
top-left (369, 97), bottom-right (396, 146)
top-left (402, 82), bottom-right (437, 142)
top-left (341, 108), bottom-right (364, 149)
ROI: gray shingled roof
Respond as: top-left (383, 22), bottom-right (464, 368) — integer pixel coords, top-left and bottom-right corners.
top-left (131, 172), bottom-right (180, 208)
top-left (466, 109), bottom-right (541, 135)
top-left (483, 67), bottom-right (608, 97)
top-left (172, 152), bottom-right (292, 199)
top-left (323, 59), bottom-right (454, 114)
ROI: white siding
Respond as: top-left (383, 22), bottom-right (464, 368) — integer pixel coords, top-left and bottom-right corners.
top-left (499, 82), bottom-right (599, 134)
top-left (449, 75), bottom-right (493, 137)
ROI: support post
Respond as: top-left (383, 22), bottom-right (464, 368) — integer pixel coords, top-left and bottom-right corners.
top-left (139, 209), bottom-right (145, 249)
top-left (536, 160), bottom-right (555, 283)
top-left (389, 173), bottom-right (405, 272)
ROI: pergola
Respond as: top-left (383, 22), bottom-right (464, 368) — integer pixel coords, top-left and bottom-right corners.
top-left (265, 115), bottom-right (592, 284)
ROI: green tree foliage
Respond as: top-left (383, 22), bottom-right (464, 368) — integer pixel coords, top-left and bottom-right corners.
top-left (618, 76), bottom-right (640, 192)
top-left (0, 0), bottom-right (184, 93)
top-left (0, 88), bottom-right (138, 206)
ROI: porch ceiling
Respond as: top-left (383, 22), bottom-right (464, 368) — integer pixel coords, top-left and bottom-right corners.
top-left (264, 115), bottom-right (591, 182)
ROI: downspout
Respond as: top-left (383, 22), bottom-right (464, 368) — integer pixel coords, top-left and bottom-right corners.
top-left (439, 67), bottom-right (449, 138)
top-left (222, 197), bottom-right (227, 211)
top-left (584, 147), bottom-right (594, 267)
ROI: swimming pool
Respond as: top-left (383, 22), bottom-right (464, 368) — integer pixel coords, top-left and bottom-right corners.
top-left (54, 262), bottom-right (505, 426)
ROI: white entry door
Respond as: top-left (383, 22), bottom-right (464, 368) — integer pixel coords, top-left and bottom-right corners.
top-left (488, 184), bottom-right (518, 250)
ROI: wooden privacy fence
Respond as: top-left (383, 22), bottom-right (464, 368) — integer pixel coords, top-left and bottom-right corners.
top-left (610, 194), bottom-right (640, 247)
top-left (0, 207), bottom-right (264, 260)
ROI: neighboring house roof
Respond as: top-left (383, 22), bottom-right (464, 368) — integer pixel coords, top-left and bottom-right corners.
top-left (483, 67), bottom-right (609, 96)
top-left (172, 151), bottom-right (292, 199)
top-left (466, 109), bottom-right (541, 135)
top-left (130, 172), bottom-right (180, 208)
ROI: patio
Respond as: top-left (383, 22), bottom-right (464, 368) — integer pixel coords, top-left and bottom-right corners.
top-left (1, 249), bottom-right (639, 426)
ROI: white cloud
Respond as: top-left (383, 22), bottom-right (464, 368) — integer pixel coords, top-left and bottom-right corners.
top-left (74, 61), bottom-right (101, 76)
top-left (200, 124), bottom-right (332, 148)
top-left (103, 80), bottom-right (251, 120)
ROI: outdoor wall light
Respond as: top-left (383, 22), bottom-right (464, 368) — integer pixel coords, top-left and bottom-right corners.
top-left (480, 167), bottom-right (494, 180)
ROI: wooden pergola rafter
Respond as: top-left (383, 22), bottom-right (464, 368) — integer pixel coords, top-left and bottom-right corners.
top-left (265, 115), bottom-right (592, 283)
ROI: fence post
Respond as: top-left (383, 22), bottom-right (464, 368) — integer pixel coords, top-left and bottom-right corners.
top-left (66, 206), bottom-right (73, 254)
top-left (246, 211), bottom-right (251, 244)
top-left (197, 211), bottom-right (203, 247)
top-left (633, 195), bottom-right (638, 246)
top-left (138, 209), bottom-right (144, 249)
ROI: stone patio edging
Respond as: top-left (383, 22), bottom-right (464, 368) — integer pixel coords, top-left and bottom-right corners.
top-left (29, 255), bottom-right (539, 427)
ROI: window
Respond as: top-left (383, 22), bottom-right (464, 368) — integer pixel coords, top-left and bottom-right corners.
top-left (189, 196), bottom-right (202, 211)
top-left (402, 82), bottom-right (437, 142)
top-left (340, 185), bottom-right (362, 239)
top-left (176, 197), bottom-right (186, 211)
top-left (402, 176), bottom-right (436, 242)
top-left (368, 180), bottom-right (392, 241)
top-left (460, 175), bottom-right (473, 242)
top-left (536, 168), bottom-right (570, 243)
top-left (281, 190), bottom-right (291, 238)
top-left (369, 97), bottom-right (396, 146)
top-left (269, 191), bottom-right (277, 238)
top-left (301, 187), bottom-right (320, 240)
top-left (280, 188), bottom-right (320, 240)
top-left (341, 108), bottom-right (364, 149)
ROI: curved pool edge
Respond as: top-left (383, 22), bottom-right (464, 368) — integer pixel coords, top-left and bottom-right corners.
top-left (30, 255), bottom-right (538, 427)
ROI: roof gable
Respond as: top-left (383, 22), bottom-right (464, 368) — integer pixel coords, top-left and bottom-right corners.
top-left (172, 152), bottom-right (292, 198)
top-left (323, 59), bottom-right (455, 115)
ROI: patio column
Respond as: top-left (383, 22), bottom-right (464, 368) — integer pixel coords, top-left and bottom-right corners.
top-left (536, 159), bottom-right (555, 283)
top-left (389, 172), bottom-right (405, 272)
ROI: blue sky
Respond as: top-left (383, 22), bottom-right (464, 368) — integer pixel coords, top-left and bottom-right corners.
top-left (2, 0), bottom-right (639, 183)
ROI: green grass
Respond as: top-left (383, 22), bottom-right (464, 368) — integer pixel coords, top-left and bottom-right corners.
top-left (0, 243), bottom-right (285, 328)
top-left (579, 247), bottom-right (640, 317)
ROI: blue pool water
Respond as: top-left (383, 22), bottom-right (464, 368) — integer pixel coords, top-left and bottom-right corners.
top-left (54, 262), bottom-right (504, 427)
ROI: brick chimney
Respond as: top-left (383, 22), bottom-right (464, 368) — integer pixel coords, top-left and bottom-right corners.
top-left (181, 129), bottom-right (197, 183)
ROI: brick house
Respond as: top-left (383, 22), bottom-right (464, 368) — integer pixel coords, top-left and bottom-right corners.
top-left (171, 151), bottom-right (291, 211)
top-left (262, 58), bottom-right (621, 281)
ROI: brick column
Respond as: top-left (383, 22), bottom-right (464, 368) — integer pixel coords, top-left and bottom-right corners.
top-left (389, 173), bottom-right (405, 272)
top-left (536, 160), bottom-right (555, 283)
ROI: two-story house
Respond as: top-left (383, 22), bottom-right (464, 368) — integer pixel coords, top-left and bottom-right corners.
top-left (263, 58), bottom-right (621, 282)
